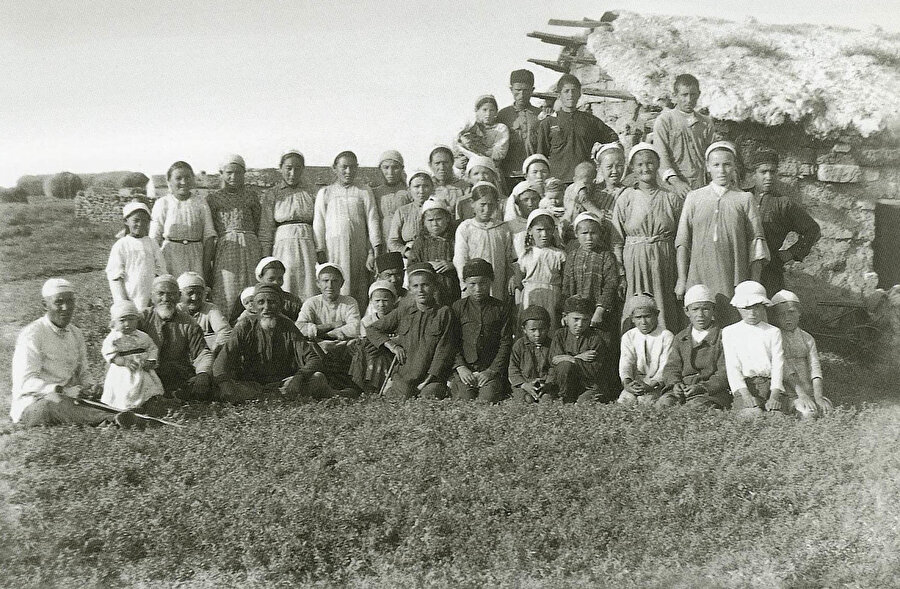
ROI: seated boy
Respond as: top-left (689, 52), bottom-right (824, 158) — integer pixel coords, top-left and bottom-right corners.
top-left (509, 305), bottom-right (556, 403)
top-left (722, 281), bottom-right (786, 416)
top-left (450, 259), bottom-right (513, 403)
top-left (177, 272), bottom-right (231, 354)
top-left (617, 294), bottom-right (674, 405)
top-left (349, 280), bottom-right (398, 395)
top-left (547, 295), bottom-right (610, 403)
top-left (657, 285), bottom-right (730, 409)
top-left (296, 263), bottom-right (361, 369)
top-left (366, 262), bottom-right (458, 400)
top-left (770, 290), bottom-right (832, 418)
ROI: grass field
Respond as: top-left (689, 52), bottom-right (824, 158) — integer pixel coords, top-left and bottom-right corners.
top-left (1, 200), bottom-right (899, 588)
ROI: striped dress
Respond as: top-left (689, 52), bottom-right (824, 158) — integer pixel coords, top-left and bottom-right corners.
top-left (259, 181), bottom-right (318, 299)
top-left (208, 188), bottom-right (262, 313)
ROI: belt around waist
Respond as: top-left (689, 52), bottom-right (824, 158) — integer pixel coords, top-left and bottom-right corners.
top-left (276, 220), bottom-right (312, 227)
top-left (165, 237), bottom-right (203, 245)
top-left (745, 375), bottom-right (771, 383)
top-left (624, 235), bottom-right (672, 245)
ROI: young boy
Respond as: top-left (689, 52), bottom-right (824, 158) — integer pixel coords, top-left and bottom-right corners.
top-left (563, 161), bottom-right (598, 223)
top-left (617, 294), bottom-right (674, 405)
top-left (539, 177), bottom-right (573, 245)
top-left (770, 290), bottom-right (832, 418)
top-left (349, 280), bottom-right (399, 395)
top-left (509, 305), bottom-right (556, 403)
top-left (366, 263), bottom-right (459, 400)
top-left (450, 259), bottom-right (513, 403)
top-left (176, 271), bottom-right (232, 354)
top-left (453, 182), bottom-right (515, 300)
top-left (368, 251), bottom-right (415, 310)
top-left (547, 295), bottom-right (610, 403)
top-left (235, 286), bottom-right (257, 324)
top-left (652, 74), bottom-right (716, 197)
top-left (721, 281), bottom-right (786, 416)
top-left (657, 284), bottom-right (731, 409)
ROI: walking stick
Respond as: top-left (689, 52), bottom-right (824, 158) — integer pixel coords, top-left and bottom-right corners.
top-left (74, 398), bottom-right (186, 428)
top-left (379, 356), bottom-right (398, 397)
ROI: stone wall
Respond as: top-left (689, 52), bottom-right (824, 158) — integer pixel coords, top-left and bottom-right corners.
top-left (74, 186), bottom-right (151, 224)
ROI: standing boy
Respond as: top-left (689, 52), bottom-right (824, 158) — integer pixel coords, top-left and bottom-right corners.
top-left (498, 69), bottom-right (541, 188)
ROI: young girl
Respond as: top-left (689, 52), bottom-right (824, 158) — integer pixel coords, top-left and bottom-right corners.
top-left (388, 170), bottom-right (433, 255)
top-left (258, 150), bottom-right (318, 299)
top-left (505, 153), bottom-right (551, 220)
top-left (514, 210), bottom-right (566, 331)
top-left (453, 182), bottom-right (515, 300)
top-left (456, 94), bottom-right (509, 168)
top-left (106, 201), bottom-right (166, 310)
top-left (457, 155), bottom-right (505, 221)
top-left (150, 161), bottom-right (217, 281)
top-left (101, 300), bottom-right (164, 411)
top-left (585, 142), bottom-right (627, 251)
top-left (207, 154), bottom-right (263, 314)
top-left (408, 198), bottom-right (461, 303)
top-left (313, 150), bottom-right (384, 308)
top-left (372, 150), bottom-right (411, 243)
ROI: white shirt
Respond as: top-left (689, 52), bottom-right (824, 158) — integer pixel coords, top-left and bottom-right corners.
top-left (691, 327), bottom-right (710, 344)
top-left (721, 320), bottom-right (784, 392)
top-left (619, 325), bottom-right (674, 385)
top-left (10, 316), bottom-right (90, 422)
top-left (295, 295), bottom-right (361, 341)
top-left (105, 235), bottom-right (167, 310)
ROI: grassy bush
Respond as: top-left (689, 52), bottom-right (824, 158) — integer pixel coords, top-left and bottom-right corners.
top-left (0, 186), bottom-right (28, 203)
top-left (43, 171), bottom-right (84, 199)
top-left (15, 175), bottom-right (47, 197)
top-left (120, 172), bottom-right (149, 189)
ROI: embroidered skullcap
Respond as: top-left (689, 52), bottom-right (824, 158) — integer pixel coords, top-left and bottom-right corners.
top-left (378, 150), bottom-right (404, 166)
top-left (368, 280), bottom-right (397, 298)
top-left (592, 141), bottom-right (624, 162)
top-left (520, 305), bottom-right (551, 327)
top-left (510, 69), bottom-right (535, 86)
top-left (253, 282), bottom-right (282, 298)
top-left (730, 280), bottom-right (772, 308)
top-left (122, 201), bottom-right (150, 219)
top-left (255, 256), bottom-right (285, 281)
top-left (470, 181), bottom-right (501, 198)
top-left (110, 300), bottom-right (140, 321)
top-left (749, 148), bottom-right (779, 169)
top-left (624, 293), bottom-right (658, 317)
top-left (177, 271), bottom-right (205, 290)
top-left (406, 262), bottom-right (436, 280)
top-left (41, 278), bottom-right (74, 298)
top-left (315, 263), bottom-right (344, 279)
top-left (466, 155), bottom-right (500, 178)
top-left (420, 197), bottom-right (452, 219)
top-left (627, 142), bottom-right (662, 166)
top-left (544, 177), bottom-right (562, 192)
top-left (240, 286), bottom-right (256, 306)
top-left (374, 252), bottom-right (404, 275)
top-left (705, 141), bottom-right (737, 161)
top-left (463, 258), bottom-right (494, 280)
top-left (152, 274), bottom-right (179, 291)
top-left (408, 169), bottom-right (433, 184)
top-left (280, 149), bottom-right (305, 166)
top-left (475, 94), bottom-right (498, 110)
top-left (683, 284), bottom-right (715, 307)
top-left (511, 180), bottom-right (542, 199)
top-left (563, 295), bottom-right (594, 316)
top-left (220, 153), bottom-right (246, 170)
top-left (573, 212), bottom-right (603, 230)
top-left (521, 153), bottom-right (550, 175)
top-left (526, 208), bottom-right (556, 231)
top-left (771, 289), bottom-right (801, 306)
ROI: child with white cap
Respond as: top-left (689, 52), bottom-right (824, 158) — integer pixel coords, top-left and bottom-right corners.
top-left (721, 280), bottom-right (786, 416)
top-left (617, 294), bottom-right (674, 405)
top-left (512, 209), bottom-right (566, 331)
top-left (176, 271), bottom-right (231, 354)
top-left (235, 286), bottom-right (257, 324)
top-left (349, 280), bottom-right (399, 395)
top-left (101, 300), bottom-right (165, 411)
top-left (408, 199), bottom-right (461, 304)
top-left (106, 201), bottom-right (167, 310)
top-left (254, 256), bottom-right (303, 321)
top-left (657, 284), bottom-right (730, 409)
top-left (372, 150), bottom-right (411, 242)
top-left (770, 290), bottom-right (832, 418)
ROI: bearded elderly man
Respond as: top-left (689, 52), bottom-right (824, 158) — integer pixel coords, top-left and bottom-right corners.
top-left (139, 274), bottom-right (214, 400)
top-left (10, 279), bottom-right (122, 426)
top-left (213, 283), bottom-right (338, 402)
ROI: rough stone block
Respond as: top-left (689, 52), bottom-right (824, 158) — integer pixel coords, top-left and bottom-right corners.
top-left (778, 161), bottom-right (799, 176)
top-left (832, 142), bottom-right (852, 154)
top-left (864, 168), bottom-right (881, 182)
top-left (817, 164), bottom-right (861, 183)
top-left (799, 164), bottom-right (816, 177)
top-left (818, 221), bottom-right (854, 240)
top-left (856, 148), bottom-right (900, 167)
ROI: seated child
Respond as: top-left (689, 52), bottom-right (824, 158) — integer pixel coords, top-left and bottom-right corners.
top-left (770, 290), bottom-right (833, 418)
top-left (562, 213), bottom-right (619, 334)
top-left (453, 181), bottom-right (515, 301)
top-left (296, 263), bottom-right (361, 361)
top-left (509, 305), bottom-right (556, 403)
top-left (235, 286), bottom-right (257, 324)
top-left (350, 280), bottom-right (399, 395)
top-left (506, 180), bottom-right (542, 257)
top-left (408, 199), bottom-right (461, 304)
top-left (547, 295), bottom-right (611, 403)
top-left (101, 301), bottom-right (165, 412)
top-left (366, 262), bottom-right (458, 400)
top-left (456, 94), bottom-right (510, 168)
top-left (657, 285), bottom-right (731, 409)
top-left (106, 201), bottom-right (166, 310)
top-left (451, 259), bottom-right (513, 403)
top-left (177, 271), bottom-right (231, 354)
top-left (368, 251), bottom-right (414, 311)
top-left (722, 281), bottom-right (786, 416)
top-left (514, 210), bottom-right (566, 331)
top-left (563, 161), bottom-right (598, 223)
top-left (617, 294), bottom-right (674, 406)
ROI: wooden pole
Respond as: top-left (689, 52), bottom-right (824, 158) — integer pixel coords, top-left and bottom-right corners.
top-left (527, 58), bottom-right (569, 74)
top-left (581, 87), bottom-right (636, 101)
top-left (526, 31), bottom-right (587, 47)
top-left (547, 18), bottom-right (610, 29)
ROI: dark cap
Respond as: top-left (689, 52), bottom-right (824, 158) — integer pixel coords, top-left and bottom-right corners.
top-left (749, 148), bottom-right (779, 169)
top-left (462, 258), bottom-right (495, 280)
top-left (375, 252), bottom-right (404, 274)
top-left (253, 282), bottom-right (283, 298)
top-left (563, 294), bottom-right (594, 316)
top-left (407, 262), bottom-right (436, 280)
top-left (510, 69), bottom-right (534, 86)
top-left (520, 305), bottom-right (551, 326)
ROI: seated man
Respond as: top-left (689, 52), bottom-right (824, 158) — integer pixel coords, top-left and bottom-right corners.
top-left (10, 278), bottom-right (130, 427)
top-left (366, 262), bottom-right (459, 400)
top-left (139, 275), bottom-right (214, 401)
top-left (213, 283), bottom-right (337, 403)
top-left (176, 271), bottom-right (231, 354)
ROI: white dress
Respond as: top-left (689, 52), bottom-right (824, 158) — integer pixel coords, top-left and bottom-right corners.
top-left (101, 329), bottom-right (164, 410)
top-left (150, 192), bottom-right (217, 279)
top-left (105, 235), bottom-right (166, 310)
top-left (453, 219), bottom-right (515, 300)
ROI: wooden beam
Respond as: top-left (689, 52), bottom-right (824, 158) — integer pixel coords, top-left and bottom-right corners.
top-left (567, 55), bottom-right (597, 65)
top-left (532, 91), bottom-right (558, 101)
top-left (527, 58), bottom-right (569, 74)
top-left (581, 87), bottom-right (636, 101)
top-left (526, 31), bottom-right (587, 47)
top-left (547, 18), bottom-right (607, 28)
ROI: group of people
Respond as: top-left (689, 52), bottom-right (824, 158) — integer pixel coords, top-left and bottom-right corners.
top-left (10, 70), bottom-right (829, 428)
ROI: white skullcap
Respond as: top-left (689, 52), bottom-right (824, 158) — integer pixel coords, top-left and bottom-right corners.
top-left (420, 197), bottom-right (452, 218)
top-left (573, 212), bottom-right (603, 229)
top-left (771, 289), bottom-right (801, 306)
top-left (280, 149), bottom-right (304, 164)
top-left (526, 208), bottom-right (556, 230)
top-left (730, 281), bottom-right (772, 308)
top-left (316, 262), bottom-right (344, 279)
top-left (511, 180), bottom-right (542, 198)
top-left (705, 141), bottom-right (737, 161)
top-left (470, 181), bottom-right (500, 196)
top-left (368, 280), bottom-right (398, 298)
top-left (466, 155), bottom-right (500, 178)
top-left (593, 141), bottom-right (624, 162)
top-left (110, 300), bottom-right (140, 321)
top-left (624, 293), bottom-right (658, 317)
top-left (122, 201), bottom-right (151, 219)
top-left (521, 153), bottom-right (550, 175)
top-left (152, 274), bottom-right (179, 290)
top-left (255, 256), bottom-right (284, 281)
top-left (240, 286), bottom-right (256, 306)
top-left (41, 278), bottom-right (74, 298)
top-left (177, 271), bottom-right (206, 290)
top-left (408, 169), bottom-right (433, 184)
top-left (220, 154), bottom-right (246, 170)
top-left (684, 284), bottom-right (715, 307)
top-left (627, 142), bottom-right (662, 166)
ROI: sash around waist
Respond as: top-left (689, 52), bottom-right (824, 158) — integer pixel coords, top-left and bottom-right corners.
top-left (624, 235), bottom-right (673, 245)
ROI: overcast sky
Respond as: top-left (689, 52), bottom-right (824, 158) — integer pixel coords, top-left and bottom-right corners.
top-left (0, 1), bottom-right (897, 186)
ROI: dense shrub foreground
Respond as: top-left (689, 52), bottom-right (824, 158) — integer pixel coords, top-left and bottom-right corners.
top-left (2, 400), bottom-right (900, 588)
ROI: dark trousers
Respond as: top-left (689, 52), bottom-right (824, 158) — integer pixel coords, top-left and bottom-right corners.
top-left (547, 361), bottom-right (608, 403)
top-left (18, 397), bottom-right (110, 427)
top-left (387, 378), bottom-right (449, 401)
top-left (449, 373), bottom-right (504, 403)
